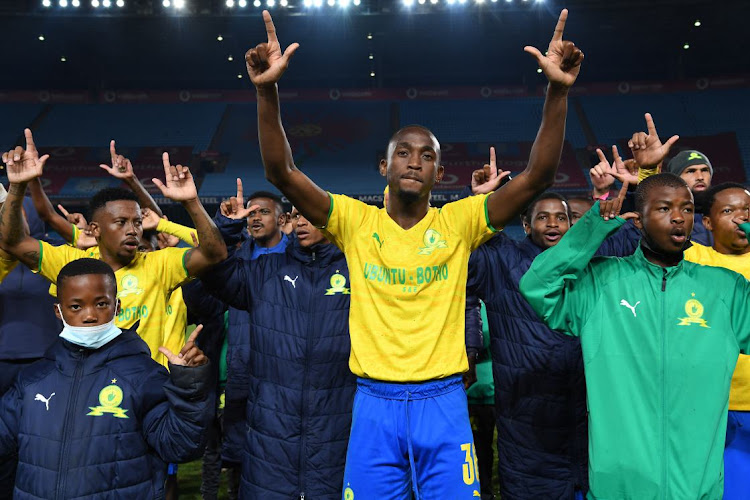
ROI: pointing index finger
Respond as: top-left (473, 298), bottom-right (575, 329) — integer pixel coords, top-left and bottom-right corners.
top-left (57, 204), bottom-right (70, 217)
top-left (644, 113), bottom-right (657, 136)
top-left (551, 9), bottom-right (568, 42)
top-left (263, 10), bottom-right (279, 44)
top-left (186, 324), bottom-right (203, 344)
top-left (236, 178), bottom-right (244, 202)
top-left (162, 152), bottom-right (171, 171)
top-left (489, 147), bottom-right (496, 169)
top-left (110, 139), bottom-right (117, 158)
top-left (24, 129), bottom-right (37, 153)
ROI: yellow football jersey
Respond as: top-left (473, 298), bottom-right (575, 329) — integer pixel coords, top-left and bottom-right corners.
top-left (685, 242), bottom-right (750, 410)
top-left (0, 255), bottom-right (18, 283)
top-left (36, 241), bottom-right (190, 366)
top-left (322, 192), bottom-right (497, 382)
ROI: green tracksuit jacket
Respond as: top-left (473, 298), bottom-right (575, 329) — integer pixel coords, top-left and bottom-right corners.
top-left (519, 202), bottom-right (750, 500)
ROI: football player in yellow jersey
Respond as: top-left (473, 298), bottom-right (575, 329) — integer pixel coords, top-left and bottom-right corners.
top-left (0, 129), bottom-right (228, 366)
top-left (0, 184), bottom-right (19, 283)
top-left (682, 182), bottom-right (750, 500)
top-left (245, 9), bottom-right (583, 499)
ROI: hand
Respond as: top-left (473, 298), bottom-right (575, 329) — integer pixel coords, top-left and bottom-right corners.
top-left (152, 153), bottom-right (198, 202)
top-left (99, 140), bottom-right (135, 180)
top-left (471, 147), bottom-right (512, 195)
top-left (462, 353), bottom-right (478, 390)
top-left (590, 146), bottom-right (637, 197)
top-left (2, 129), bottom-right (49, 184)
top-left (141, 208), bottom-right (161, 231)
top-left (57, 204), bottom-right (88, 230)
top-left (245, 10), bottom-right (300, 89)
top-left (158, 325), bottom-right (208, 367)
top-left (627, 113), bottom-right (679, 168)
top-left (599, 181), bottom-right (637, 222)
top-left (281, 212), bottom-right (294, 235)
top-left (220, 178), bottom-right (259, 220)
top-left (524, 10), bottom-right (584, 90)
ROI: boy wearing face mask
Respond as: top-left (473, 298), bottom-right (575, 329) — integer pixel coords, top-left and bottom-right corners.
top-left (0, 258), bottom-right (214, 499)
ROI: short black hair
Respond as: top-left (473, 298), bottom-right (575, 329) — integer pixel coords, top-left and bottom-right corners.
top-left (702, 182), bottom-right (749, 215)
top-left (634, 173), bottom-right (691, 213)
top-left (57, 258), bottom-right (116, 300)
top-left (386, 125), bottom-right (441, 164)
top-left (521, 192), bottom-right (570, 222)
top-left (89, 188), bottom-right (140, 217)
top-left (247, 191), bottom-right (284, 216)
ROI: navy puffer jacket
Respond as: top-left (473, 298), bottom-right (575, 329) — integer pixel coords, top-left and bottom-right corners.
top-left (467, 224), bottom-right (639, 500)
top-left (0, 328), bottom-right (214, 499)
top-left (202, 215), bottom-right (355, 500)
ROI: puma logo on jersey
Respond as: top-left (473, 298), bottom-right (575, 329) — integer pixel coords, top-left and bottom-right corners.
top-left (620, 299), bottom-right (641, 317)
top-left (35, 392), bottom-right (55, 411)
top-left (284, 275), bottom-right (299, 288)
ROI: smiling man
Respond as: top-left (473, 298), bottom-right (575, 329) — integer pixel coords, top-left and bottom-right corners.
top-left (245, 8), bottom-right (583, 498)
top-left (519, 174), bottom-right (750, 499)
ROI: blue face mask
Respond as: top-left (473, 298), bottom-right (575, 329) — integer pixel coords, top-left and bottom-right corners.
top-left (57, 303), bottom-right (122, 349)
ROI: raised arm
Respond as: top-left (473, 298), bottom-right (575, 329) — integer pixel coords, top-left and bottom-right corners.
top-left (100, 140), bottom-right (163, 217)
top-left (246, 11), bottom-right (330, 227)
top-left (151, 153), bottom-right (227, 277)
top-left (0, 129), bottom-right (49, 268)
top-left (485, 9), bottom-right (583, 229)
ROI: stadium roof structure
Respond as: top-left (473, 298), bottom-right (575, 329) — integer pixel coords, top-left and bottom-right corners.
top-left (0, 0), bottom-right (747, 89)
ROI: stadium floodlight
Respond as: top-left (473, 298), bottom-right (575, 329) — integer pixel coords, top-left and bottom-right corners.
top-left (116, 0), bottom-right (124, 6)
top-left (458, 0), bottom-right (467, 4)
top-left (42, 0), bottom-right (51, 6)
top-left (370, 71), bottom-right (375, 77)
top-left (91, 0), bottom-right (99, 6)
top-left (403, 0), bottom-right (414, 7)
top-left (237, 74), bottom-right (243, 78)
top-left (253, 0), bottom-right (261, 6)
top-left (61, 56), bottom-right (67, 62)
top-left (446, 0), bottom-right (455, 5)
top-left (368, 53), bottom-right (373, 59)
top-left (72, 0), bottom-right (80, 6)
top-left (162, 0), bottom-right (170, 6)
top-left (217, 34), bottom-right (223, 41)
top-left (303, 0), bottom-right (312, 5)
top-left (475, 0), bottom-right (484, 4)
top-left (418, 0), bottom-right (425, 4)
top-left (694, 20), bottom-right (701, 27)
top-left (430, 0), bottom-right (438, 4)
top-left (683, 43), bottom-right (690, 49)
top-left (59, 0), bottom-right (68, 7)
top-left (280, 0), bottom-right (288, 6)
top-left (102, 0), bottom-right (110, 6)
top-left (536, 67), bottom-right (542, 73)
top-left (327, 0), bottom-right (335, 6)
top-left (238, 0), bottom-right (246, 5)
top-left (266, 0), bottom-right (274, 7)
top-left (353, 0), bottom-right (360, 5)
top-left (338, 0), bottom-right (349, 7)
top-left (313, 0), bottom-right (322, 7)
top-left (38, 34), bottom-right (45, 41)
top-left (173, 0), bottom-right (185, 8)
top-left (226, 0), bottom-right (234, 6)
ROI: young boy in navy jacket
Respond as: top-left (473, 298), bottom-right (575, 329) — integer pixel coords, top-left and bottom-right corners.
top-left (0, 258), bottom-right (214, 499)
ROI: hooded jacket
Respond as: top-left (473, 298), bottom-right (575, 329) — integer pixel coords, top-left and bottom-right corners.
top-left (519, 203), bottom-right (750, 500)
top-left (0, 327), bottom-right (214, 499)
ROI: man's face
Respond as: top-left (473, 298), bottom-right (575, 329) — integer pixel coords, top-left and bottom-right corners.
top-left (635, 185), bottom-right (695, 255)
top-left (292, 207), bottom-right (326, 248)
top-left (680, 164), bottom-right (712, 193)
top-left (247, 197), bottom-right (282, 243)
top-left (379, 128), bottom-right (444, 203)
top-left (567, 199), bottom-right (593, 226)
top-left (55, 274), bottom-right (118, 327)
top-left (523, 199), bottom-right (571, 249)
top-left (90, 200), bottom-right (142, 263)
top-left (704, 188), bottom-right (750, 255)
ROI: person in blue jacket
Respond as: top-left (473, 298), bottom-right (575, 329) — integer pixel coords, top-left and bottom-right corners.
top-left (466, 192), bottom-right (640, 500)
top-left (0, 196), bottom-right (64, 497)
top-left (0, 258), bottom-right (214, 499)
top-left (199, 194), bottom-right (356, 500)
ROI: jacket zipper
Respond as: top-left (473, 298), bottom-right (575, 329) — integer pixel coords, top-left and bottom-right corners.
top-left (299, 252), bottom-right (316, 499)
top-left (660, 268), bottom-right (668, 500)
top-left (56, 349), bottom-right (85, 499)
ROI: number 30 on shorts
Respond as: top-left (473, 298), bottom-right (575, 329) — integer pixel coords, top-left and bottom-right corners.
top-left (460, 443), bottom-right (479, 485)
